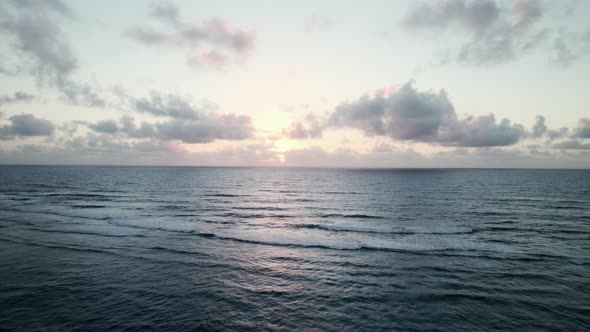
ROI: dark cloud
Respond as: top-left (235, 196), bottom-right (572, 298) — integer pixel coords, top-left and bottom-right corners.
top-left (0, 113), bottom-right (54, 139)
top-left (574, 118), bottom-right (590, 138)
top-left (532, 115), bottom-right (547, 138)
top-left (552, 140), bottom-right (590, 150)
top-left (133, 92), bottom-right (214, 120)
top-left (83, 112), bottom-right (253, 144)
top-left (150, 3), bottom-right (180, 27)
top-left (547, 127), bottom-right (569, 141)
top-left (447, 114), bottom-right (526, 147)
top-left (128, 8), bottom-right (256, 68)
top-left (405, 0), bottom-right (500, 32)
top-left (119, 115), bottom-right (157, 139)
top-left (286, 82), bottom-right (527, 147)
top-left (0, 91), bottom-right (35, 106)
top-left (156, 114), bottom-right (253, 143)
top-left (331, 84), bottom-right (456, 141)
top-left (88, 120), bottom-right (119, 134)
top-left (60, 81), bottom-right (108, 108)
top-left (7, 0), bottom-right (75, 18)
top-left (403, 0), bottom-right (561, 65)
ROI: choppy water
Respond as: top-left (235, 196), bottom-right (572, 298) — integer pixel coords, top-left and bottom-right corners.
top-left (0, 166), bottom-right (589, 331)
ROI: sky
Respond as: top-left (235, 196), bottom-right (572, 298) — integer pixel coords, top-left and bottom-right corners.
top-left (0, 0), bottom-right (589, 168)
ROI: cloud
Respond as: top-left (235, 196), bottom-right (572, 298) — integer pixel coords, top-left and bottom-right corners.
top-left (282, 114), bottom-right (323, 139)
top-left (552, 140), bottom-right (590, 150)
top-left (119, 115), bottom-right (157, 139)
top-left (574, 118), bottom-right (590, 139)
top-left (551, 37), bottom-right (578, 67)
top-left (0, 1), bottom-right (109, 107)
top-left (403, 0), bottom-right (565, 65)
top-left (330, 84), bottom-right (457, 141)
top-left (447, 114), bottom-right (526, 147)
top-left (547, 127), bottom-right (569, 141)
top-left (83, 112), bottom-right (254, 144)
top-left (60, 81), bottom-right (108, 108)
top-left (286, 81), bottom-right (527, 147)
top-left (304, 15), bottom-right (332, 33)
top-left (7, 0), bottom-right (75, 18)
top-left (128, 7), bottom-right (256, 68)
top-left (532, 115), bottom-right (547, 138)
top-left (150, 3), bottom-right (180, 27)
top-left (0, 137), bottom-right (276, 166)
top-left (156, 114), bottom-right (253, 143)
top-left (0, 91), bottom-right (35, 106)
top-left (187, 50), bottom-right (228, 69)
top-left (0, 113), bottom-right (54, 140)
top-left (88, 120), bottom-right (119, 134)
top-left (405, 0), bottom-right (500, 32)
top-left (0, 0), bottom-right (77, 84)
top-left (133, 91), bottom-right (215, 120)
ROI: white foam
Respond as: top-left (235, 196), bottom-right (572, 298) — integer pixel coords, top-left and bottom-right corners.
top-left (213, 228), bottom-right (362, 250)
top-left (208, 226), bottom-right (512, 253)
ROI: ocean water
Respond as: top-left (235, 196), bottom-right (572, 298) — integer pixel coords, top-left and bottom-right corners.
top-left (0, 166), bottom-right (588, 331)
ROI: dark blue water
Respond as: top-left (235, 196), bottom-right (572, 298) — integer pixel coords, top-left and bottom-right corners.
top-left (0, 166), bottom-right (588, 331)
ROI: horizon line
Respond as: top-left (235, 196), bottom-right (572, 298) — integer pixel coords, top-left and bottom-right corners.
top-left (0, 164), bottom-right (588, 170)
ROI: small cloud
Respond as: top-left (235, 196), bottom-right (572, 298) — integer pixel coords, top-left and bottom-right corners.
top-left (0, 91), bottom-right (35, 106)
top-left (304, 14), bottom-right (332, 33)
top-left (0, 113), bottom-right (55, 140)
top-left (127, 10), bottom-right (256, 68)
top-left (150, 2), bottom-right (181, 27)
top-left (574, 118), bottom-right (590, 138)
top-left (187, 50), bottom-right (228, 69)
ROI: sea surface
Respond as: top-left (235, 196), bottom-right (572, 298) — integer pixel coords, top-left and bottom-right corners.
top-left (0, 166), bottom-right (588, 331)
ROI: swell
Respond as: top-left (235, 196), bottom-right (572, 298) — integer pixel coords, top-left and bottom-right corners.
top-left (0, 208), bottom-right (111, 221)
top-left (319, 213), bottom-right (385, 219)
top-left (21, 227), bottom-right (148, 239)
top-left (0, 236), bottom-right (113, 255)
top-left (294, 224), bottom-right (474, 235)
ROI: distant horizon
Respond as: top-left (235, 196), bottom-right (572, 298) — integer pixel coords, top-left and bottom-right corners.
top-left (1, 163), bottom-right (589, 171)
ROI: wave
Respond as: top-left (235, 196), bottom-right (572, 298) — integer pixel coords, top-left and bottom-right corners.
top-left (201, 228), bottom-right (516, 254)
top-left (219, 212), bottom-right (295, 219)
top-left (107, 218), bottom-right (202, 233)
top-left (205, 193), bottom-right (250, 198)
top-left (0, 236), bottom-right (113, 255)
top-left (296, 223), bottom-right (474, 235)
top-left (1, 207), bottom-right (112, 222)
top-left (23, 227), bottom-right (148, 239)
top-left (319, 213), bottom-right (385, 219)
top-left (232, 206), bottom-right (289, 211)
top-left (71, 204), bottom-right (107, 209)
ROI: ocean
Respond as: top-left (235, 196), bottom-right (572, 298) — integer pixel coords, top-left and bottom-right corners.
top-left (0, 166), bottom-right (588, 331)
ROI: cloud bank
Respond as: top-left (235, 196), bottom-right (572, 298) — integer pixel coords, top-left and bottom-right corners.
top-left (0, 113), bottom-right (55, 140)
top-left (403, 0), bottom-right (588, 66)
top-left (285, 81), bottom-right (527, 147)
